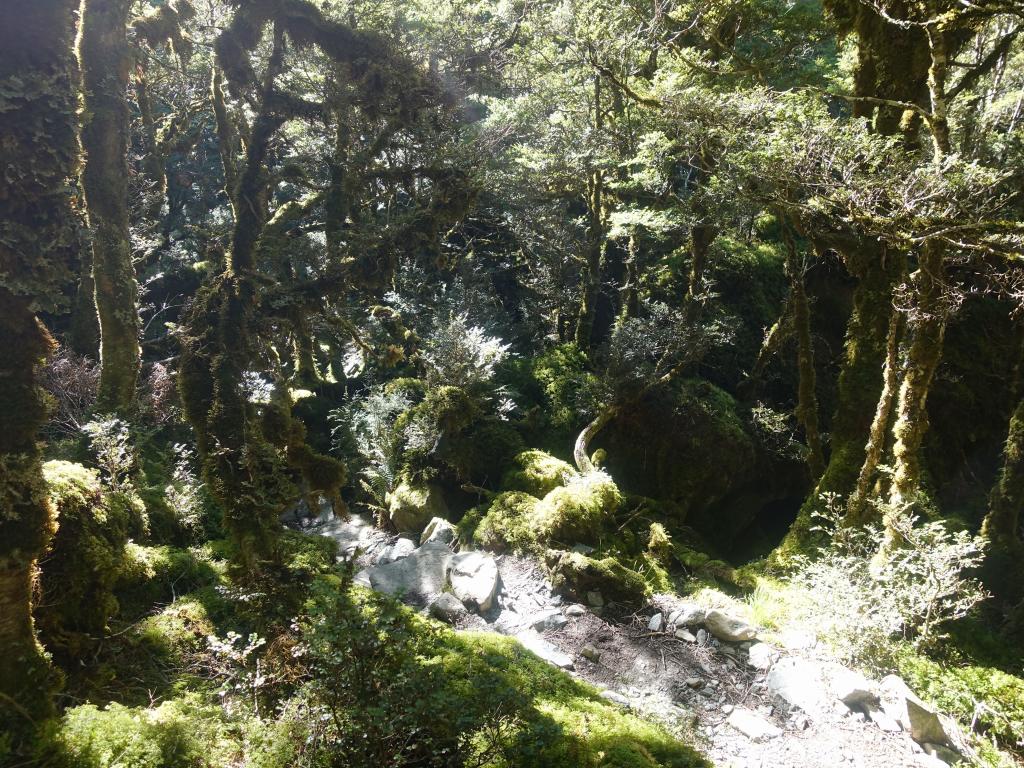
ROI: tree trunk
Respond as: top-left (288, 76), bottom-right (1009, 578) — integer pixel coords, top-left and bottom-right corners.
top-left (575, 75), bottom-right (605, 351)
top-left (135, 64), bottom-right (167, 220)
top-left (574, 405), bottom-right (618, 474)
top-left (783, 223), bottom-right (824, 479)
top-left (887, 243), bottom-right (948, 509)
top-left (0, 0), bottom-right (80, 737)
top-left (80, 0), bottom-right (140, 412)
top-left (984, 393), bottom-right (1024, 546)
top-left (211, 66), bottom-right (239, 212)
top-left (846, 303), bottom-right (905, 525)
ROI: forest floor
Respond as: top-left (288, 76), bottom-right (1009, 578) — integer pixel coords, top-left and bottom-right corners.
top-left (311, 515), bottom-right (957, 768)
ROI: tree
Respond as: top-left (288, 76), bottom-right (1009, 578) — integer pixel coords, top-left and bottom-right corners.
top-left (0, 0), bottom-right (81, 738)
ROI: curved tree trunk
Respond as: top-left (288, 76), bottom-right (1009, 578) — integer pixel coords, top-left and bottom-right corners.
top-left (80, 0), bottom-right (140, 412)
top-left (0, 0), bottom-right (80, 738)
top-left (574, 406), bottom-right (618, 474)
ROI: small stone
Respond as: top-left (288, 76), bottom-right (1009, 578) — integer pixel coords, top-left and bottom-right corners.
top-left (648, 613), bottom-right (664, 631)
top-left (586, 590), bottom-right (604, 607)
top-left (747, 642), bottom-right (780, 670)
top-left (675, 628), bottom-right (696, 642)
top-left (530, 608), bottom-right (569, 632)
top-left (565, 604), bottom-right (587, 616)
top-left (727, 707), bottom-right (782, 741)
top-left (581, 644), bottom-right (601, 663)
top-left (696, 629), bottom-right (709, 645)
top-left (673, 603), bottom-right (707, 627)
top-left (721, 704), bottom-right (734, 715)
top-left (571, 543), bottom-right (595, 555)
top-left (685, 677), bottom-right (704, 689)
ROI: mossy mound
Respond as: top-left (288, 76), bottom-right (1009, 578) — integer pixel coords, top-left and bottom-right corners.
top-left (535, 471), bottom-right (622, 543)
top-left (37, 693), bottom-right (238, 768)
top-left (117, 543), bottom-right (225, 616)
top-left (37, 461), bottom-right (138, 658)
top-left (472, 491), bottom-right (542, 552)
top-left (546, 550), bottom-right (649, 605)
top-left (503, 449), bottom-right (578, 497)
top-left (387, 476), bottom-right (449, 534)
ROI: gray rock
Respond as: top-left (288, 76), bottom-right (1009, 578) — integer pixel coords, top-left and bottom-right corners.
top-left (530, 608), bottom-right (568, 632)
top-left (428, 592), bottom-right (468, 623)
top-left (675, 628), bottom-right (696, 642)
top-left (515, 630), bottom-right (574, 669)
top-left (696, 629), bottom-right (709, 645)
top-left (571, 543), bottom-right (595, 555)
top-left (866, 704), bottom-right (902, 732)
top-left (420, 517), bottom-right (457, 546)
top-left (600, 689), bottom-right (629, 706)
top-left (727, 707), bottom-right (782, 741)
top-left (672, 603), bottom-right (707, 627)
top-left (747, 642), bottom-right (780, 670)
top-left (366, 541), bottom-right (452, 602)
top-left (824, 663), bottom-right (877, 707)
top-left (586, 590), bottom-right (604, 607)
top-left (879, 675), bottom-right (955, 747)
top-left (767, 658), bottom-right (830, 718)
top-left (353, 569), bottom-right (372, 587)
top-left (581, 644), bottom-right (601, 663)
top-left (921, 743), bottom-right (961, 766)
top-left (685, 677), bottom-right (703, 689)
top-left (565, 604), bottom-right (587, 617)
top-left (704, 609), bottom-right (757, 642)
top-left (377, 537), bottom-right (417, 564)
top-left (449, 551), bottom-right (500, 612)
top-left (648, 613), bottom-right (664, 631)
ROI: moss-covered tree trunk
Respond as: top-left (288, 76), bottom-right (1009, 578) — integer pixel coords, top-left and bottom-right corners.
top-left (887, 243), bottom-right (948, 509)
top-left (79, 0), bottom-right (140, 412)
top-left (984, 392), bottom-right (1024, 546)
top-left (575, 75), bottom-right (605, 351)
top-left (0, 0), bottom-right (80, 739)
top-left (846, 303), bottom-right (905, 525)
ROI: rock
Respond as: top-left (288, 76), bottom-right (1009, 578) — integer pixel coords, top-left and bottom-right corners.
top-left (581, 644), bottom-right (601, 663)
top-left (366, 541), bottom-right (452, 602)
top-left (685, 677), bottom-right (703, 689)
top-left (600, 689), bottom-right (629, 706)
top-left (704, 609), bottom-right (757, 642)
top-left (671, 603), bottom-right (706, 627)
top-left (824, 664), bottom-right (877, 708)
top-left (377, 537), bottom-right (417, 564)
top-left (515, 630), bottom-right (574, 669)
top-left (675, 628), bottom-right (696, 642)
top-left (571, 543), bottom-right (595, 555)
top-left (879, 675), bottom-right (955, 747)
top-left (866, 704), bottom-right (902, 732)
top-left (721, 704), bottom-right (734, 715)
top-left (565, 604), bottom-right (587, 617)
top-left (353, 569), bottom-right (372, 587)
top-left (428, 592), bottom-right (468, 623)
top-left (921, 743), bottom-right (960, 766)
top-left (747, 642), bottom-right (779, 670)
top-left (530, 608), bottom-right (568, 632)
top-left (778, 628), bottom-right (817, 651)
top-left (767, 658), bottom-right (830, 718)
top-left (448, 551), bottom-right (500, 613)
top-left (387, 479), bottom-right (448, 535)
top-left (648, 613), bottom-right (664, 631)
top-left (727, 707), bottom-right (782, 741)
top-left (586, 590), bottom-right (604, 607)
top-left (420, 517), bottom-right (457, 546)
top-left (696, 629), bottom-right (709, 645)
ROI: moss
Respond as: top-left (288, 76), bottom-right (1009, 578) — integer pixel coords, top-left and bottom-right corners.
top-left (503, 449), bottom-right (578, 497)
top-left (37, 693), bottom-right (239, 768)
top-left (387, 476), bottom-right (448, 534)
top-left (446, 418), bottom-right (526, 487)
top-left (36, 461), bottom-right (133, 659)
top-left (280, 529), bottom-right (338, 577)
top-left (647, 522), bottom-right (672, 564)
top-left (547, 550), bottom-right (649, 605)
top-left (117, 543), bottom-right (224, 617)
top-left (473, 492), bottom-right (542, 553)
top-left (535, 471), bottom-right (621, 544)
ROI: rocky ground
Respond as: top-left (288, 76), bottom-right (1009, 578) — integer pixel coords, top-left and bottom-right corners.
top-left (308, 513), bottom-right (971, 768)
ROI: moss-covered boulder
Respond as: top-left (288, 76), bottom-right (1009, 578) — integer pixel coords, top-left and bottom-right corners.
top-left (472, 491), bottom-right (541, 552)
top-left (37, 461), bottom-right (137, 658)
top-left (386, 477), bottom-right (449, 535)
top-left (546, 550), bottom-right (649, 605)
top-left (536, 471), bottom-right (621, 544)
top-left (503, 449), bottom-right (577, 497)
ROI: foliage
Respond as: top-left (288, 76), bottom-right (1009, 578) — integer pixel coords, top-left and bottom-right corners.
top-left (790, 494), bottom-right (988, 668)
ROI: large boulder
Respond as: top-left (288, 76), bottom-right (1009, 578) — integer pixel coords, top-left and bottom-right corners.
top-left (535, 472), bottom-right (621, 543)
top-left (428, 592), bottom-right (468, 624)
top-left (365, 541), bottom-right (452, 604)
top-left (448, 551), bottom-right (500, 612)
top-left (546, 550), bottom-right (648, 606)
top-left (387, 478), bottom-right (448, 535)
top-left (420, 517), bottom-right (457, 547)
top-left (879, 675), bottom-right (958, 747)
top-left (767, 658), bottom-right (830, 718)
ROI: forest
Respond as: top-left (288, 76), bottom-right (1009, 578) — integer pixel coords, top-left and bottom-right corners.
top-left (1, 0), bottom-right (1024, 765)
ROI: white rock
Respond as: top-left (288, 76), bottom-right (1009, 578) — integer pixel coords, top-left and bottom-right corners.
top-left (366, 541), bottom-right (451, 601)
top-left (449, 551), bottom-right (500, 612)
top-left (879, 675), bottom-right (955, 747)
top-left (747, 642), bottom-right (780, 670)
top-left (515, 630), bottom-right (574, 669)
top-left (420, 517), bottom-right (457, 546)
top-left (377, 536), bottom-right (417, 564)
top-left (704, 609), bottom-right (757, 642)
top-left (824, 663), bottom-right (877, 707)
top-left (565, 604), bottom-right (587, 617)
top-left (675, 628), bottom-right (696, 642)
top-left (648, 613), bottom-right (664, 631)
top-left (428, 592), bottom-right (468, 623)
top-left (673, 603), bottom-right (707, 627)
top-left (600, 689), bottom-right (629, 706)
top-left (866, 704), bottom-right (902, 732)
top-left (767, 658), bottom-right (830, 718)
top-left (727, 707), bottom-right (782, 741)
